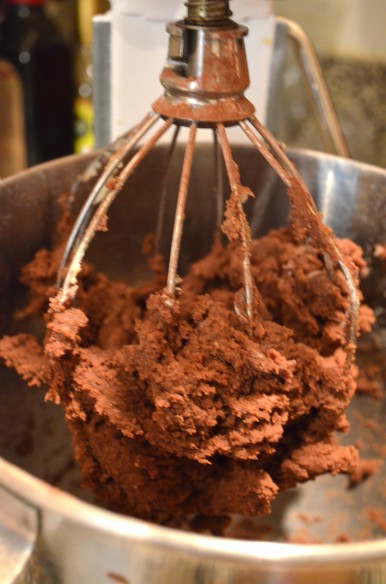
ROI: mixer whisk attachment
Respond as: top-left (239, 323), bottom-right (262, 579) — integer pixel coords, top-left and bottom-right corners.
top-left (57, 0), bottom-right (359, 361)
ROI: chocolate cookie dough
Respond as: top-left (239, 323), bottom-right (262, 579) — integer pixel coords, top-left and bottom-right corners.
top-left (0, 219), bottom-right (375, 530)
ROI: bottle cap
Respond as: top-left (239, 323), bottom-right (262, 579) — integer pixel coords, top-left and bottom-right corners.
top-left (7, 0), bottom-right (46, 5)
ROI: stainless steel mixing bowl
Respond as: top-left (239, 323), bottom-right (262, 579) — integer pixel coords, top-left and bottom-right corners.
top-left (0, 147), bottom-right (385, 583)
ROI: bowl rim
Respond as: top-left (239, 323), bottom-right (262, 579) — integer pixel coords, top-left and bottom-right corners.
top-left (1, 455), bottom-right (386, 566)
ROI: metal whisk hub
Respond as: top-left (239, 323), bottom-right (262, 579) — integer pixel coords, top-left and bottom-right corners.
top-left (153, 15), bottom-right (253, 123)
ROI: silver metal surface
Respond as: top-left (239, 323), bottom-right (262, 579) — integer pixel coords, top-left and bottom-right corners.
top-left (0, 148), bottom-right (385, 582)
top-left (92, 14), bottom-right (111, 150)
top-left (0, 487), bottom-right (38, 584)
top-left (266, 18), bottom-right (349, 158)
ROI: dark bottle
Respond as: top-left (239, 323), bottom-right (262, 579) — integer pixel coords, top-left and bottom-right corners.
top-left (0, 0), bottom-right (74, 171)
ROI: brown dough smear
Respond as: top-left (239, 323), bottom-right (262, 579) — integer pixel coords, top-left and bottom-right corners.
top-left (0, 226), bottom-right (375, 530)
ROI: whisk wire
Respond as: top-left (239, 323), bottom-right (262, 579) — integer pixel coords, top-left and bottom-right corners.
top-left (213, 129), bottom-right (225, 231)
top-left (240, 115), bottom-right (359, 356)
top-left (216, 123), bottom-right (254, 322)
top-left (59, 115), bottom-right (173, 302)
top-left (239, 119), bottom-right (292, 187)
top-left (58, 111), bottom-right (160, 287)
top-left (249, 114), bottom-right (359, 353)
top-left (155, 125), bottom-right (181, 254)
top-left (166, 123), bottom-right (197, 296)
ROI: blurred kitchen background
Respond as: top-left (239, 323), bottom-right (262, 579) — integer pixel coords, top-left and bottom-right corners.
top-left (274, 0), bottom-right (386, 168)
top-left (0, 0), bottom-right (384, 177)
